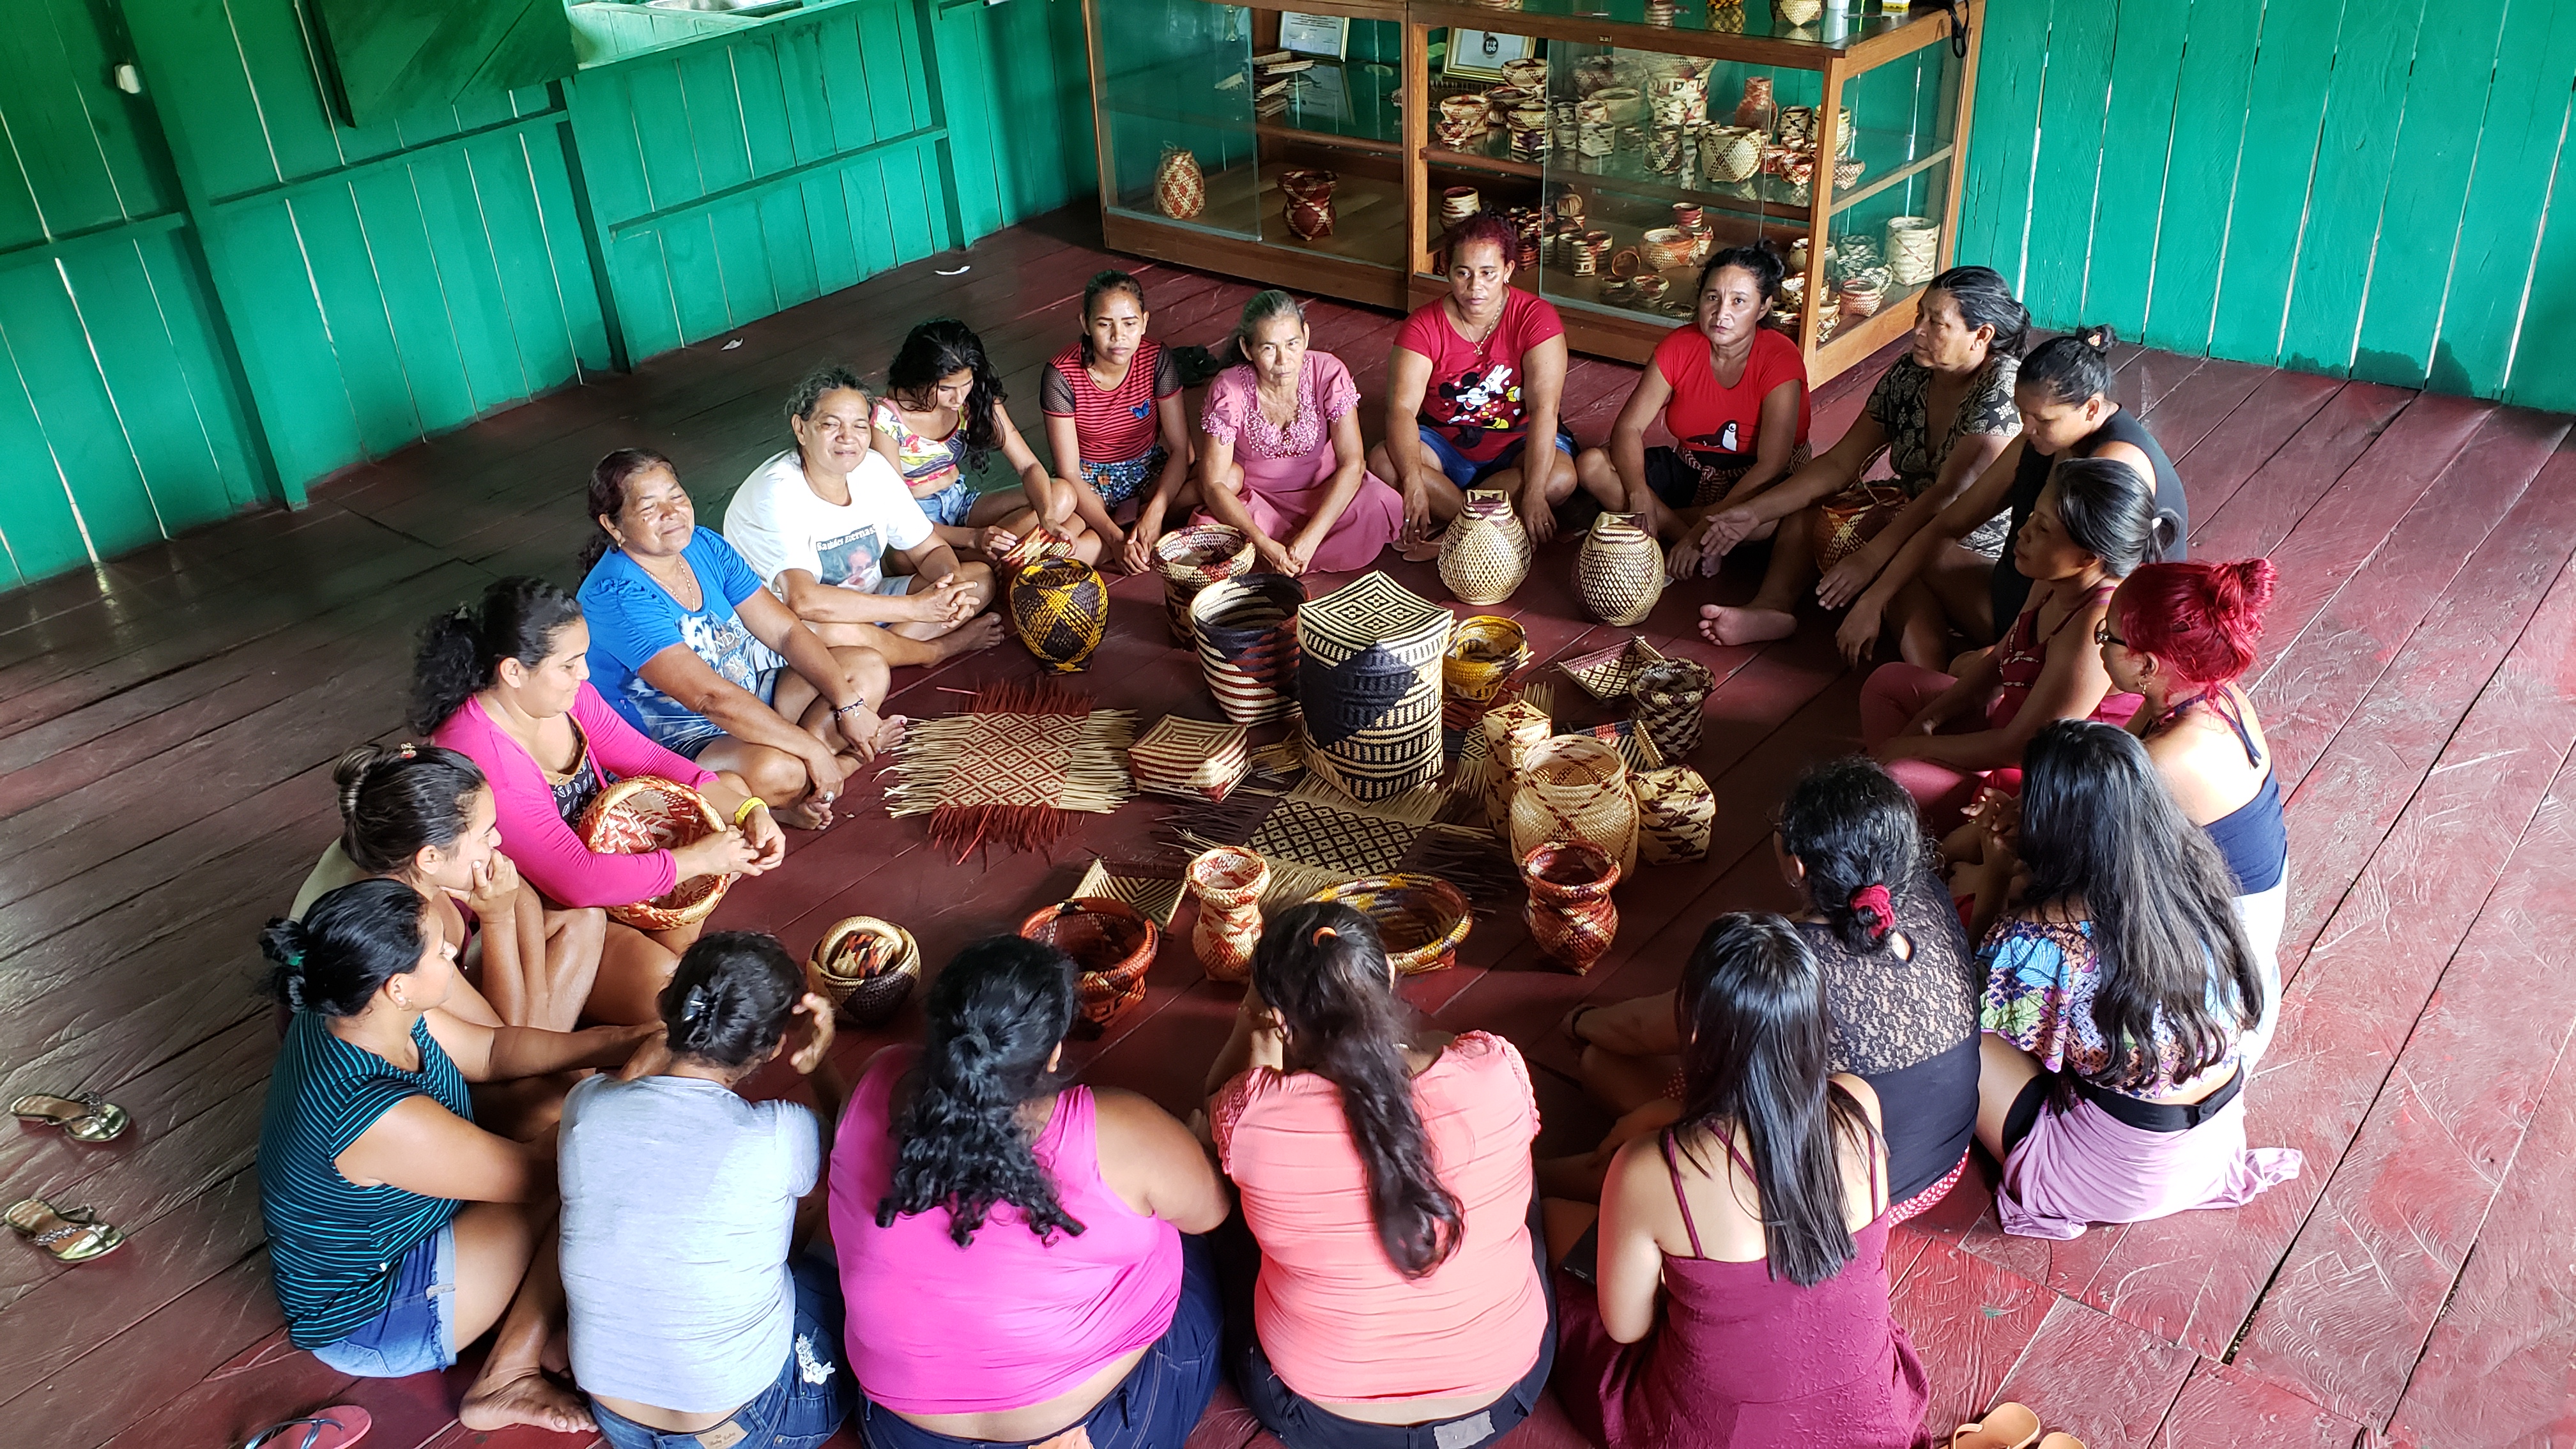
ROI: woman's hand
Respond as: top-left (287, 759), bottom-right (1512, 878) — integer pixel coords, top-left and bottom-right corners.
top-left (975, 523), bottom-right (1020, 559)
top-left (1519, 486), bottom-right (1558, 548)
top-left (616, 1023), bottom-right (672, 1081)
top-left (1123, 512), bottom-right (1165, 575)
top-left (456, 854), bottom-right (522, 921)
top-left (1398, 471), bottom-right (1439, 549)
top-left (1834, 595), bottom-right (1886, 668)
top-left (736, 802), bottom-right (787, 873)
top-left (1965, 787), bottom-right (2021, 854)
top-left (801, 744), bottom-right (848, 806)
top-left (906, 575), bottom-right (979, 627)
top-left (1814, 548), bottom-right (1883, 610)
top-left (832, 702), bottom-right (895, 764)
top-left (674, 827), bottom-right (762, 882)
top-left (1697, 506), bottom-right (1762, 562)
top-left (786, 990), bottom-right (836, 1074)
top-left (1253, 533), bottom-right (1301, 576)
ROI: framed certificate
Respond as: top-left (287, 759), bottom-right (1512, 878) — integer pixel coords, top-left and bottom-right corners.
top-left (1441, 29), bottom-right (1535, 81)
top-left (1278, 12), bottom-right (1349, 59)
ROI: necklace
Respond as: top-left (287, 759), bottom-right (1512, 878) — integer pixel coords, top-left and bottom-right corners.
top-left (1453, 296), bottom-right (1505, 368)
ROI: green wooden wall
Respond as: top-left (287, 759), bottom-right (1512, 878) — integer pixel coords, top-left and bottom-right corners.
top-left (1959, 0), bottom-right (2576, 411)
top-left (0, 0), bottom-right (1092, 590)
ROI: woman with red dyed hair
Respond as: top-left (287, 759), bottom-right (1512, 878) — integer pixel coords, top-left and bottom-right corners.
top-left (2099, 558), bottom-right (2287, 1069)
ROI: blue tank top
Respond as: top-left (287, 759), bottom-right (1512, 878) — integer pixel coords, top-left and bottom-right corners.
top-left (2156, 691), bottom-right (2286, 895)
top-left (258, 1013), bottom-right (473, 1347)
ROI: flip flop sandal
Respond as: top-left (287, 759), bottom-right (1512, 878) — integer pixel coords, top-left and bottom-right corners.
top-left (1949, 1402), bottom-right (2042, 1449)
top-left (3, 1197), bottom-right (128, 1262)
top-left (244, 1406), bottom-right (372, 1449)
top-left (2036, 1436), bottom-right (2085, 1449)
top-left (10, 1091), bottom-right (131, 1142)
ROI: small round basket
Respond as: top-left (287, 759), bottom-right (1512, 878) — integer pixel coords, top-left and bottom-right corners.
top-left (1020, 897), bottom-right (1161, 1035)
top-left (1308, 874), bottom-right (1473, 976)
top-left (1444, 615), bottom-right (1531, 707)
top-left (811, 916), bottom-right (923, 1028)
top-left (578, 776), bottom-right (730, 931)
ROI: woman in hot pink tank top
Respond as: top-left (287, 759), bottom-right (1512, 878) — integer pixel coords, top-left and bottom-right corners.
top-left (1204, 902), bottom-right (1552, 1449)
top-left (831, 937), bottom-right (1229, 1449)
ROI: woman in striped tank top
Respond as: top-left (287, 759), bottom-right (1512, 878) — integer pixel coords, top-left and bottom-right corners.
top-left (1041, 271), bottom-right (1195, 574)
top-left (256, 879), bottom-right (657, 1433)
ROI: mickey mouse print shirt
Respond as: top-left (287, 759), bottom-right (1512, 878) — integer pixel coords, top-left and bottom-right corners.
top-left (1396, 289), bottom-right (1567, 466)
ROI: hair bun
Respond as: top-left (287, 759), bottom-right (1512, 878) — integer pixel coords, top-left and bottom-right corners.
top-left (332, 744), bottom-right (385, 822)
top-left (2081, 323), bottom-right (2120, 353)
top-left (2221, 557), bottom-right (2279, 616)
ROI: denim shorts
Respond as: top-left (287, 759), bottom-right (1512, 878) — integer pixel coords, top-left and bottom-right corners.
top-left (917, 477), bottom-right (978, 528)
top-left (1415, 425), bottom-right (1575, 489)
top-left (1081, 448), bottom-right (1167, 509)
top-left (309, 1223), bottom-right (458, 1378)
top-left (857, 1234), bottom-right (1223, 1449)
top-left (594, 1254), bottom-right (855, 1449)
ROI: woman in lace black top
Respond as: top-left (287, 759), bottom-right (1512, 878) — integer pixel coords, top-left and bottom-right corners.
top-left (1559, 757), bottom-right (1981, 1218)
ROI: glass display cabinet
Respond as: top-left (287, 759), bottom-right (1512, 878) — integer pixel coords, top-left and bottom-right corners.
top-left (1082, 1), bottom-right (1979, 383)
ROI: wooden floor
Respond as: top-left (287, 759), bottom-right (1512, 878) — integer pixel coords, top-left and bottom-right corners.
top-left (6, 207), bottom-right (2575, 1449)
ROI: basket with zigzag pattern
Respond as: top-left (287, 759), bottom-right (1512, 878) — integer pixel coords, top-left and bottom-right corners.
top-left (1297, 572), bottom-right (1452, 803)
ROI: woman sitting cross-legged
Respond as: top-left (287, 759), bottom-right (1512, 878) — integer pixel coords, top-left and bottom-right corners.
top-left (831, 936), bottom-right (1232, 1449)
top-left (1963, 720), bottom-right (2303, 1240)
top-left (1696, 266), bottom-right (2027, 647)
top-left (257, 880), bottom-right (658, 1432)
top-left (1041, 270), bottom-right (1197, 573)
top-left (874, 318), bottom-right (1100, 565)
top-left (418, 576), bottom-right (784, 1025)
top-left (1574, 243), bottom-right (1811, 575)
top-left (1860, 457), bottom-right (2170, 830)
top-left (1204, 902), bottom-right (1552, 1449)
top-left (1835, 325), bottom-right (2190, 670)
top-left (1554, 757), bottom-right (1981, 1225)
top-left (291, 744), bottom-right (599, 1031)
top-left (560, 931), bottom-right (854, 1449)
top-left (2101, 558), bottom-right (2288, 1071)
top-left (578, 447), bottom-right (904, 831)
top-left (1193, 290), bottom-right (1405, 577)
top-left (1549, 913), bottom-right (1931, 1449)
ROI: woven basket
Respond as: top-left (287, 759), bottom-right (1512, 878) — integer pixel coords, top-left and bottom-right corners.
top-left (1009, 558), bottom-right (1107, 673)
top-left (1155, 523), bottom-right (1255, 649)
top-left (1192, 573), bottom-right (1305, 725)
top-left (1733, 75), bottom-right (1777, 132)
top-left (1632, 657), bottom-right (1717, 763)
top-left (1186, 845), bottom-right (1268, 983)
top-left (1773, 0), bottom-right (1822, 25)
top-left (1699, 125), bottom-right (1764, 183)
top-left (1633, 765), bottom-right (1715, 864)
top-left (1308, 874), bottom-right (1472, 976)
top-left (1521, 841), bottom-right (1620, 975)
top-left (1560, 635), bottom-right (1669, 701)
top-left (578, 777), bottom-right (730, 930)
top-left (1280, 169), bottom-right (1337, 241)
top-left (1156, 146), bottom-right (1204, 220)
top-left (1438, 489), bottom-right (1532, 604)
top-left (1500, 56), bottom-right (1549, 93)
top-left (1020, 896), bottom-right (1160, 1035)
top-left (1640, 227), bottom-right (1696, 273)
top-left (811, 916), bottom-right (922, 1028)
top-left (1575, 512), bottom-right (1666, 627)
top-left (1297, 572), bottom-right (1449, 802)
top-left (1443, 615), bottom-right (1531, 708)
top-left (1886, 216), bottom-right (1940, 286)
top-left (1511, 733), bottom-right (1639, 875)
top-left (1814, 484), bottom-right (1912, 571)
top-left (1130, 714), bottom-right (1252, 802)
top-left (1480, 697), bottom-right (1554, 832)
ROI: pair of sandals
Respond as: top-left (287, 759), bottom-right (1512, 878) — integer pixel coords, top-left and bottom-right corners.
top-left (1953, 1402), bottom-right (2086, 1449)
top-left (7, 1090), bottom-right (134, 1264)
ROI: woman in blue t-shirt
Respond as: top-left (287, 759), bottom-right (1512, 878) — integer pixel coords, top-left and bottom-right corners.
top-left (577, 448), bottom-right (906, 831)
top-left (256, 878), bottom-right (656, 1432)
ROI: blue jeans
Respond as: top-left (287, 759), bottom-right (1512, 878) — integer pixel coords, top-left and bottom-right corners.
top-left (309, 1223), bottom-right (458, 1378)
top-left (1414, 424), bottom-right (1575, 489)
top-left (592, 1255), bottom-right (855, 1449)
top-left (857, 1234), bottom-right (1223, 1449)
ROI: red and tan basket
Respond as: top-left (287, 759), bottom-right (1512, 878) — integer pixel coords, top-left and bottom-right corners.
top-left (1020, 896), bottom-right (1161, 1036)
top-left (578, 776), bottom-right (730, 930)
top-left (1309, 874), bottom-right (1473, 976)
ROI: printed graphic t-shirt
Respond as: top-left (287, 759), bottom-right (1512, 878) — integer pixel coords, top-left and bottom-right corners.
top-left (723, 447), bottom-right (935, 597)
top-left (1653, 324), bottom-right (1812, 471)
top-left (1041, 339), bottom-right (1180, 466)
top-left (578, 528), bottom-right (778, 737)
top-left (1397, 289), bottom-right (1567, 464)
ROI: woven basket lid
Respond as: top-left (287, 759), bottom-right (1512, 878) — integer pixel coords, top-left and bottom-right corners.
top-left (1298, 572), bottom-right (1451, 667)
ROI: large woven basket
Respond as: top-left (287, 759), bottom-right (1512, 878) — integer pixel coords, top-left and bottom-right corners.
top-left (577, 776), bottom-right (730, 931)
top-left (1437, 489), bottom-right (1532, 605)
top-left (1192, 573), bottom-right (1305, 725)
top-left (811, 916), bottom-right (923, 1028)
top-left (1155, 524), bottom-right (1255, 649)
top-left (1814, 484), bottom-right (1912, 571)
top-left (1297, 572), bottom-right (1450, 803)
top-left (1309, 874), bottom-right (1473, 976)
top-left (1478, 697), bottom-right (1554, 833)
top-left (1632, 657), bottom-right (1717, 763)
top-left (1575, 512), bottom-right (1666, 626)
top-left (1510, 733), bottom-right (1639, 875)
top-left (1020, 896), bottom-right (1160, 1036)
top-left (1009, 557), bottom-right (1108, 673)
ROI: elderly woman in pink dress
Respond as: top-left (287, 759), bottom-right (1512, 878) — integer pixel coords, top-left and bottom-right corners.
top-left (1192, 291), bottom-right (1403, 577)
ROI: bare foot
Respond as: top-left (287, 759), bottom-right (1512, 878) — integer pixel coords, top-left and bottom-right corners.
top-left (459, 1368), bottom-right (596, 1435)
top-left (777, 796), bottom-right (836, 831)
top-left (872, 714), bottom-right (908, 753)
top-left (931, 613), bottom-right (1007, 661)
top-left (1698, 603), bottom-right (1797, 647)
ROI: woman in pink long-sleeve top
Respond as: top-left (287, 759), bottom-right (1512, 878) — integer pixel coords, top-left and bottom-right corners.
top-left (419, 578), bottom-right (785, 1023)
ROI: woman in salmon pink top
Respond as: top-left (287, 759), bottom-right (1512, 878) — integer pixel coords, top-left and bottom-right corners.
top-left (418, 577), bottom-right (782, 1025)
top-left (1204, 901), bottom-right (1552, 1449)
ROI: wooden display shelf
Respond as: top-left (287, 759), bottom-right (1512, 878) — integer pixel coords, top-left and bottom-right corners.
top-left (1103, 165), bottom-right (1411, 312)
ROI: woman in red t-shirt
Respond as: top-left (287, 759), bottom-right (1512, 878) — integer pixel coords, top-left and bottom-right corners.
top-left (1369, 213), bottom-right (1578, 548)
top-left (1574, 246), bottom-right (1810, 577)
top-left (1041, 271), bottom-right (1197, 574)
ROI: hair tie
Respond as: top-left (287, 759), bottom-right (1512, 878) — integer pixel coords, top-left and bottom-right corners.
top-left (396, 742), bottom-right (416, 760)
top-left (1312, 925), bottom-right (1338, 946)
top-left (1850, 884), bottom-right (1894, 941)
top-left (678, 984), bottom-right (709, 1023)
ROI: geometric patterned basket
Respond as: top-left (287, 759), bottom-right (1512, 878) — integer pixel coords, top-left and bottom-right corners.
top-left (1192, 573), bottom-right (1306, 726)
top-left (1510, 732), bottom-right (1640, 875)
top-left (1633, 764), bottom-right (1715, 864)
top-left (1155, 523), bottom-right (1257, 649)
top-left (1813, 484), bottom-right (1912, 571)
top-left (1575, 512), bottom-right (1666, 627)
top-left (811, 915), bottom-right (923, 1028)
top-left (1130, 714), bottom-right (1253, 802)
top-left (1632, 657), bottom-right (1717, 763)
top-left (1297, 572), bottom-right (1452, 803)
top-left (1443, 615), bottom-right (1531, 712)
top-left (1307, 873), bottom-right (1473, 976)
top-left (1020, 896), bottom-right (1161, 1037)
top-left (577, 776), bottom-right (730, 930)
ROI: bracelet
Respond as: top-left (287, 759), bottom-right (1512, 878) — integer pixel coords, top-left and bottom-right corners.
top-left (733, 796), bottom-right (767, 826)
top-left (831, 696), bottom-right (871, 719)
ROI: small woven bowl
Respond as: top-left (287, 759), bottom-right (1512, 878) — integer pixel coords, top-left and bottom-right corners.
top-left (1309, 874), bottom-right (1473, 976)
top-left (811, 916), bottom-right (923, 1028)
top-left (1444, 615), bottom-right (1531, 705)
top-left (1020, 896), bottom-right (1161, 1035)
top-left (578, 776), bottom-right (730, 931)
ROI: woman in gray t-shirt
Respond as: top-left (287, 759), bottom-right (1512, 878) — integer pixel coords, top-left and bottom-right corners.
top-left (558, 931), bottom-right (852, 1449)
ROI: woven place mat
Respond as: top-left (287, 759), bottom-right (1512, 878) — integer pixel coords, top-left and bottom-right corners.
top-left (1069, 858), bottom-right (1188, 928)
top-left (1170, 772), bottom-right (1515, 910)
top-left (884, 682), bottom-right (1138, 859)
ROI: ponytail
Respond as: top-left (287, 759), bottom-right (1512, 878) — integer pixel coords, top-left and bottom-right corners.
top-left (659, 931), bottom-right (802, 1070)
top-left (877, 936), bottom-right (1085, 1245)
top-left (1253, 902), bottom-right (1464, 1279)
top-left (262, 878), bottom-right (430, 1017)
top-left (332, 744), bottom-right (487, 876)
top-left (409, 577), bottom-right (585, 733)
top-left (1776, 757), bottom-right (1931, 956)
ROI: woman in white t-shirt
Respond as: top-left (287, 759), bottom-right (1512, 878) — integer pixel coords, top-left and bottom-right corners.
top-left (724, 366), bottom-right (1006, 669)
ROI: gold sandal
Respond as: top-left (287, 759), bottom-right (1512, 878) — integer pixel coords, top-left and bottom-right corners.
top-left (4, 1198), bottom-right (128, 1262)
top-left (1950, 1404), bottom-right (2042, 1449)
top-left (11, 1091), bottom-right (131, 1142)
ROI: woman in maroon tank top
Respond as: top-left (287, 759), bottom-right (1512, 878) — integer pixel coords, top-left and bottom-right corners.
top-left (1547, 913), bottom-right (1932, 1449)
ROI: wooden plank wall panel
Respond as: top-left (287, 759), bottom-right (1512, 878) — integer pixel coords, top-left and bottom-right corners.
top-left (1961, 0), bottom-right (2576, 404)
